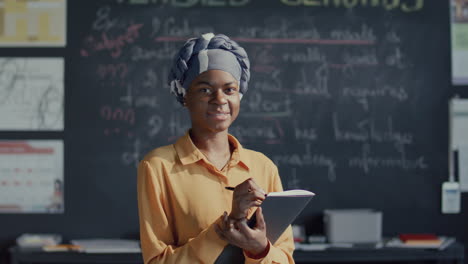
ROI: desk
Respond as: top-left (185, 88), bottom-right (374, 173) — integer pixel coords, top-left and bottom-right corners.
top-left (294, 244), bottom-right (465, 264)
top-left (9, 247), bottom-right (143, 264)
top-left (9, 243), bottom-right (465, 264)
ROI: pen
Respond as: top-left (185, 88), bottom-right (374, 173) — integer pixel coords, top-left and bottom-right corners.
top-left (225, 186), bottom-right (267, 197)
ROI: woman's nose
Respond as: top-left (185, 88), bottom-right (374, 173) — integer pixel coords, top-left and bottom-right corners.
top-left (212, 89), bottom-right (227, 104)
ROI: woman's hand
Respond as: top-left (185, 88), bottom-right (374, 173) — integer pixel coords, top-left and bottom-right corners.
top-left (215, 208), bottom-right (269, 255)
top-left (229, 178), bottom-right (266, 220)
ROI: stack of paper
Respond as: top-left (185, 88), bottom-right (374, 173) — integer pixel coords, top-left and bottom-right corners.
top-left (43, 244), bottom-right (82, 252)
top-left (16, 234), bottom-right (62, 249)
top-left (399, 234), bottom-right (442, 246)
top-left (295, 243), bottom-right (329, 251)
top-left (70, 239), bottom-right (141, 253)
top-left (386, 235), bottom-right (455, 250)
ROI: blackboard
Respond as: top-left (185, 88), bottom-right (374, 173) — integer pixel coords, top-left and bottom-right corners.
top-left (1, 0), bottom-right (468, 261)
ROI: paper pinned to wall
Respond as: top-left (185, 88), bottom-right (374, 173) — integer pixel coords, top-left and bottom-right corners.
top-left (0, 0), bottom-right (66, 47)
top-left (450, 0), bottom-right (468, 85)
top-left (458, 145), bottom-right (468, 192)
top-left (0, 140), bottom-right (64, 213)
top-left (0, 58), bottom-right (64, 131)
top-left (450, 98), bottom-right (468, 191)
top-left (450, 98), bottom-right (468, 148)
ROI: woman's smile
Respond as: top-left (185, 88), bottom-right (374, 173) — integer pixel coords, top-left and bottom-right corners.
top-left (207, 111), bottom-right (230, 120)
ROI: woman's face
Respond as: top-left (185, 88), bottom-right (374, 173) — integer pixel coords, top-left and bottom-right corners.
top-left (184, 69), bottom-right (240, 134)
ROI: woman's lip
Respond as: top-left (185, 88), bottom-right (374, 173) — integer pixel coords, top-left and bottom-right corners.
top-left (207, 112), bottom-right (230, 115)
top-left (207, 112), bottom-right (230, 120)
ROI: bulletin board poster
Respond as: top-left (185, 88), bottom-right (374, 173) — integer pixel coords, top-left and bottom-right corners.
top-left (0, 58), bottom-right (64, 131)
top-left (451, 0), bottom-right (468, 85)
top-left (0, 0), bottom-right (66, 47)
top-left (450, 99), bottom-right (468, 191)
top-left (0, 140), bottom-right (64, 213)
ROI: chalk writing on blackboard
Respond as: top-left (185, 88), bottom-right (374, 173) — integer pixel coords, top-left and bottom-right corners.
top-left (287, 167), bottom-right (301, 189)
top-left (117, 0), bottom-right (424, 12)
top-left (341, 85), bottom-right (408, 110)
top-left (273, 144), bottom-right (337, 182)
top-left (81, 23), bottom-right (144, 58)
top-left (120, 0), bottom-right (251, 7)
top-left (279, 0), bottom-right (424, 12)
top-left (78, 3), bottom-right (432, 188)
top-left (348, 143), bottom-right (427, 174)
top-left (332, 114), bottom-right (413, 147)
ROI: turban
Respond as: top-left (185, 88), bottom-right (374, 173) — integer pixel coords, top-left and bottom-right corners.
top-left (168, 33), bottom-right (250, 104)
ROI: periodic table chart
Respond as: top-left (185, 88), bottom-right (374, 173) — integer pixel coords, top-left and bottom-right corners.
top-left (0, 140), bottom-right (63, 213)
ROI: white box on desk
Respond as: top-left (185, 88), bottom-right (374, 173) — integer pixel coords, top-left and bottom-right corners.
top-left (324, 209), bottom-right (382, 243)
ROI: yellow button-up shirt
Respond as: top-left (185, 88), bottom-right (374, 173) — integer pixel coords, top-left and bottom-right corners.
top-left (137, 132), bottom-right (295, 264)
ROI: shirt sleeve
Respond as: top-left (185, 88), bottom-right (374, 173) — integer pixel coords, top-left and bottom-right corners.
top-left (244, 163), bottom-right (296, 264)
top-left (137, 160), bottom-right (228, 264)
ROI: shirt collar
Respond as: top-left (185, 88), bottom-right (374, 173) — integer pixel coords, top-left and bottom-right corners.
top-left (227, 133), bottom-right (250, 171)
top-left (174, 131), bottom-right (250, 171)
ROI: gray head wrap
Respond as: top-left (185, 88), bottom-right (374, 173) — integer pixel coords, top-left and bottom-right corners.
top-left (168, 33), bottom-right (250, 104)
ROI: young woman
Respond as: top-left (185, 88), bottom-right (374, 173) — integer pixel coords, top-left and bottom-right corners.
top-left (137, 33), bottom-right (295, 264)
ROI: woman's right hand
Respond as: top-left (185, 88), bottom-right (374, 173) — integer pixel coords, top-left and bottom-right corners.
top-left (229, 178), bottom-right (267, 220)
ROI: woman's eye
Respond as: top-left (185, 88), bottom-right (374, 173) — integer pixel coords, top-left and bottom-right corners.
top-left (199, 88), bottom-right (211, 94)
top-left (225, 87), bottom-right (237, 94)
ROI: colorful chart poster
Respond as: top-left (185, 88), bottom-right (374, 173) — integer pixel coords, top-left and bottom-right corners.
top-left (0, 140), bottom-right (63, 213)
top-left (0, 0), bottom-right (66, 47)
top-left (0, 58), bottom-right (64, 131)
top-left (451, 0), bottom-right (468, 85)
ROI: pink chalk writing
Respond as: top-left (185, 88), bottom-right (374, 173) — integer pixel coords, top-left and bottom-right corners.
top-left (100, 105), bottom-right (135, 125)
top-left (97, 63), bottom-right (129, 80)
top-left (81, 24), bottom-right (143, 58)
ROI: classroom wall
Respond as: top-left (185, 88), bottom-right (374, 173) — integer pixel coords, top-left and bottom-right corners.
top-left (1, 0), bottom-right (467, 263)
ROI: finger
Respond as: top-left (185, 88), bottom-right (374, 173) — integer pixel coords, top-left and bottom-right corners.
top-left (235, 178), bottom-right (254, 194)
top-left (245, 185), bottom-right (254, 195)
top-left (222, 211), bottom-right (230, 230)
top-left (237, 198), bottom-right (262, 213)
top-left (236, 217), bottom-right (252, 236)
top-left (215, 223), bottom-right (227, 241)
top-left (240, 197), bottom-right (257, 207)
top-left (236, 200), bottom-right (260, 215)
top-left (244, 177), bottom-right (253, 183)
top-left (223, 212), bottom-right (236, 232)
top-left (249, 190), bottom-right (266, 201)
top-left (238, 178), bottom-right (253, 189)
top-left (223, 223), bottom-right (243, 245)
top-left (218, 221), bottom-right (240, 244)
top-left (246, 200), bottom-right (263, 208)
top-left (255, 207), bottom-right (266, 231)
top-left (247, 179), bottom-right (267, 196)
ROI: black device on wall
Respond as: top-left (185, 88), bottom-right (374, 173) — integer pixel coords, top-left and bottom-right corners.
top-left (1, 0), bottom-right (467, 263)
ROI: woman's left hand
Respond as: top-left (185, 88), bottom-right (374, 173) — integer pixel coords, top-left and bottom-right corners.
top-left (215, 207), bottom-right (269, 255)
